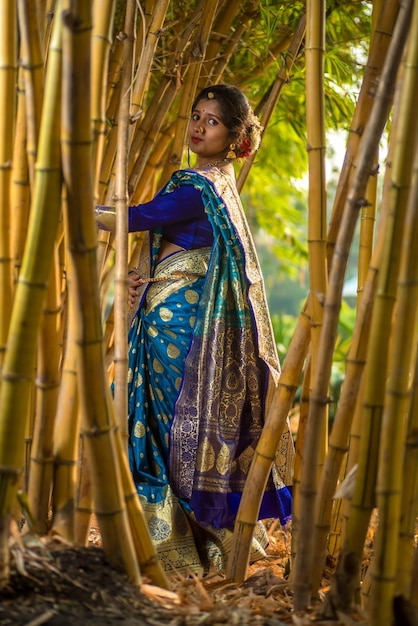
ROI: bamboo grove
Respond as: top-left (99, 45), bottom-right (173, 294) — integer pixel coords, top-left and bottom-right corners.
top-left (0, 0), bottom-right (417, 623)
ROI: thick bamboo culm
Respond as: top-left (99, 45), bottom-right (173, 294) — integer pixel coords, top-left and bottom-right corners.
top-left (60, 0), bottom-right (142, 585)
top-left (0, 0), bottom-right (62, 585)
top-left (292, 0), bottom-right (327, 609)
top-left (0, 0), bottom-right (17, 371)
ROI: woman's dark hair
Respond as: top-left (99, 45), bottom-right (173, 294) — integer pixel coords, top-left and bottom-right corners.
top-left (191, 84), bottom-right (263, 158)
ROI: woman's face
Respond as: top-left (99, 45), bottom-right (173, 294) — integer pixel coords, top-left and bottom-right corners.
top-left (188, 99), bottom-right (231, 164)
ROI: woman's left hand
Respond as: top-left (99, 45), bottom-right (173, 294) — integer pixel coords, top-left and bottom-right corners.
top-left (127, 270), bottom-right (143, 308)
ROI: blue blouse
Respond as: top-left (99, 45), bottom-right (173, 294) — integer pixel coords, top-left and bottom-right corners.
top-left (129, 183), bottom-right (214, 250)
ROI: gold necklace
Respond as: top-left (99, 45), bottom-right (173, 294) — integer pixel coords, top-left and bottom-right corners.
top-left (198, 157), bottom-right (232, 169)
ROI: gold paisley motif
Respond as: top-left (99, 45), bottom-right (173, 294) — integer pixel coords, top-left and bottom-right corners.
top-left (175, 377), bottom-right (182, 390)
top-left (148, 325), bottom-right (158, 338)
top-left (238, 446), bottom-right (254, 474)
top-left (153, 358), bottom-right (164, 374)
top-left (189, 315), bottom-right (196, 328)
top-left (134, 421), bottom-right (146, 438)
top-left (185, 289), bottom-right (199, 304)
top-left (127, 368), bottom-right (133, 383)
top-left (196, 436), bottom-right (215, 472)
top-left (167, 343), bottom-right (180, 359)
top-left (216, 442), bottom-right (231, 476)
top-left (135, 372), bottom-right (143, 388)
top-left (159, 307), bottom-right (173, 321)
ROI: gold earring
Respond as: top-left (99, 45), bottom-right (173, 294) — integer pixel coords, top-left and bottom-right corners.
top-left (226, 144), bottom-right (236, 160)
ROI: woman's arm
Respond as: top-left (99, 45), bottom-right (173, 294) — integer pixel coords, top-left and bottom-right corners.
top-left (95, 184), bottom-right (204, 233)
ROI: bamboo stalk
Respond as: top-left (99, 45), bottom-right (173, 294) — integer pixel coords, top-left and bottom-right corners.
top-left (74, 431), bottom-right (94, 546)
top-left (291, 353), bottom-right (311, 561)
top-left (115, 428), bottom-right (170, 589)
top-left (0, 0), bottom-right (61, 586)
top-left (292, 0), bottom-right (328, 604)
top-left (91, 0), bottom-right (116, 195)
top-left (353, 3), bottom-right (382, 307)
top-left (51, 252), bottom-right (80, 541)
top-left (17, 0), bottom-right (44, 187)
top-left (322, 0), bottom-right (415, 616)
top-left (38, 0), bottom-right (56, 56)
top-left (61, 0), bottom-right (140, 584)
top-left (0, 0), bottom-right (17, 372)
top-left (130, 0), bottom-right (170, 120)
top-left (112, 0), bottom-right (136, 443)
top-left (10, 67), bottom-right (30, 277)
top-left (27, 249), bottom-right (62, 532)
top-left (358, 175), bottom-right (377, 307)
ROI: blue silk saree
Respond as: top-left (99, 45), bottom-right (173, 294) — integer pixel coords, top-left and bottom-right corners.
top-left (126, 168), bottom-right (293, 574)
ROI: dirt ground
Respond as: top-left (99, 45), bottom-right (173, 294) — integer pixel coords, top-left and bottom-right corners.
top-left (0, 521), bottom-right (358, 626)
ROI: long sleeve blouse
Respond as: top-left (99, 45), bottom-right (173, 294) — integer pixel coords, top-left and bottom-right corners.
top-left (128, 182), bottom-right (214, 250)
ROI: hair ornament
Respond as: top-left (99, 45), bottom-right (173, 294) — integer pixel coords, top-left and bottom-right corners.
top-left (207, 91), bottom-right (215, 99)
top-left (237, 138), bottom-right (252, 158)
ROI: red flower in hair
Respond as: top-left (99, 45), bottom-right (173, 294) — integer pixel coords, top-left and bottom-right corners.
top-left (238, 138), bottom-right (251, 158)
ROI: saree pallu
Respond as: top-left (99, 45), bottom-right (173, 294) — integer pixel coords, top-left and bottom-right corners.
top-left (127, 248), bottom-right (270, 573)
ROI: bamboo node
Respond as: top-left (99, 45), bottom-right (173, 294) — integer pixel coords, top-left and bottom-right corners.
top-left (80, 424), bottom-right (114, 438)
top-left (29, 456), bottom-right (55, 465)
top-left (0, 465), bottom-right (23, 478)
top-left (254, 450), bottom-right (275, 462)
top-left (233, 519), bottom-right (257, 528)
top-left (94, 508), bottom-right (125, 518)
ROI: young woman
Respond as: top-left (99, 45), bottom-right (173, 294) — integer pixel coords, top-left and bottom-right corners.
top-left (96, 84), bottom-right (293, 574)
